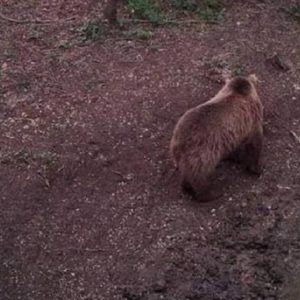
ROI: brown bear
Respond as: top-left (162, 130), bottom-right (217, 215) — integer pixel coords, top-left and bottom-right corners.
top-left (169, 75), bottom-right (263, 200)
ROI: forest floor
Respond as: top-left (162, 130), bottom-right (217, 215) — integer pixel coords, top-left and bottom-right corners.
top-left (1, 0), bottom-right (300, 299)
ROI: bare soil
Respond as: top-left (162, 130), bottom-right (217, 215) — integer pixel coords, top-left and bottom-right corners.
top-left (1, 1), bottom-right (300, 299)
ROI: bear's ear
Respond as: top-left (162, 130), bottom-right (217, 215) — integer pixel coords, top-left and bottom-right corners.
top-left (249, 74), bottom-right (259, 84)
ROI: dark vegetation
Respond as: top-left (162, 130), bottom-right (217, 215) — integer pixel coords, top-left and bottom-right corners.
top-left (103, 0), bottom-right (224, 25)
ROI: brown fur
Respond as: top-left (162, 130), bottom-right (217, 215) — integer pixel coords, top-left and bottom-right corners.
top-left (170, 75), bottom-right (263, 200)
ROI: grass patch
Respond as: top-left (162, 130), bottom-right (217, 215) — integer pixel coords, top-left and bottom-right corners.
top-left (3, 47), bottom-right (18, 61)
top-left (0, 149), bottom-right (59, 166)
top-left (171, 0), bottom-right (197, 11)
top-left (0, 148), bottom-right (60, 187)
top-left (58, 40), bottom-right (73, 49)
top-left (124, 28), bottom-right (154, 40)
top-left (80, 19), bottom-right (106, 41)
top-left (232, 64), bottom-right (246, 76)
top-left (125, 0), bottom-right (165, 24)
top-left (47, 51), bottom-right (60, 65)
top-left (282, 4), bottom-right (300, 23)
top-left (13, 149), bottom-right (32, 165)
top-left (207, 55), bottom-right (228, 69)
top-left (196, 0), bottom-right (223, 23)
top-left (105, 0), bottom-right (224, 25)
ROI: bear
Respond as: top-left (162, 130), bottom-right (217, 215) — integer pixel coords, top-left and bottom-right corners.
top-left (169, 75), bottom-right (263, 201)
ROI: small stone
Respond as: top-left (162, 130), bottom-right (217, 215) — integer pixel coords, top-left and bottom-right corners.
top-left (152, 278), bottom-right (166, 293)
top-left (125, 173), bottom-right (134, 181)
top-left (294, 84), bottom-right (300, 91)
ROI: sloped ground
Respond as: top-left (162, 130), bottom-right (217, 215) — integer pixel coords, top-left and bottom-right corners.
top-left (0, 1), bottom-right (300, 299)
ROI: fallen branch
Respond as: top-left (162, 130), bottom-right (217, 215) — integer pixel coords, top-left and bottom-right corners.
top-left (0, 12), bottom-right (75, 24)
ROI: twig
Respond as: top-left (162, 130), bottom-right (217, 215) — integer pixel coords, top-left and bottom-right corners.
top-left (112, 170), bottom-right (123, 177)
top-left (37, 169), bottom-right (51, 188)
top-left (83, 248), bottom-right (106, 252)
top-left (0, 12), bottom-right (29, 23)
top-left (290, 131), bottom-right (300, 144)
top-left (57, 166), bottom-right (65, 173)
top-left (0, 12), bottom-right (75, 24)
top-left (52, 247), bottom-right (105, 252)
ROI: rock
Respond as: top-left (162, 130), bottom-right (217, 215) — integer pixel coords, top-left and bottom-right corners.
top-left (266, 54), bottom-right (291, 72)
top-left (152, 278), bottom-right (167, 293)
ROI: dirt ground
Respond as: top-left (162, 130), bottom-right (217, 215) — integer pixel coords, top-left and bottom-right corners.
top-left (1, 1), bottom-right (300, 299)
